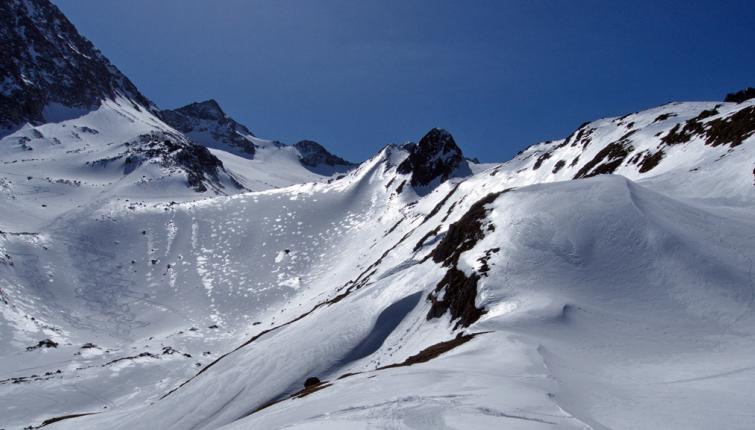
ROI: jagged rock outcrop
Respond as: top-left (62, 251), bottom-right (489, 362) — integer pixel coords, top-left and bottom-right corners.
top-left (0, 0), bottom-right (240, 194)
top-left (0, 0), bottom-right (153, 130)
top-left (88, 131), bottom-right (242, 192)
top-left (426, 191), bottom-right (506, 329)
top-left (162, 100), bottom-right (355, 173)
top-left (160, 100), bottom-right (260, 156)
top-left (293, 140), bottom-right (354, 168)
top-left (724, 87), bottom-right (755, 104)
top-left (661, 105), bottom-right (755, 148)
top-left (397, 128), bottom-right (467, 187)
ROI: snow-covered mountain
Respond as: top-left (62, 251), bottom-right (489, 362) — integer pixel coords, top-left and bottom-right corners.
top-left (0, 0), bottom-right (352, 208)
top-left (160, 100), bottom-right (261, 157)
top-left (161, 100), bottom-right (353, 169)
top-left (501, 99), bottom-right (755, 203)
top-left (1, 1), bottom-right (755, 430)
top-left (0, 0), bottom-right (254, 202)
top-left (160, 99), bottom-right (355, 190)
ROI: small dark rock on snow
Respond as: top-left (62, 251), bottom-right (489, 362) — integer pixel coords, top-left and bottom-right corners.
top-left (26, 339), bottom-right (58, 351)
top-left (304, 376), bottom-right (321, 388)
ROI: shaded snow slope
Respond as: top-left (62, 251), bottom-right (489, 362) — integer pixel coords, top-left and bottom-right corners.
top-left (35, 169), bottom-right (755, 430)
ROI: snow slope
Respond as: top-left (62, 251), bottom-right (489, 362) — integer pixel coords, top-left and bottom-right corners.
top-left (2, 102), bottom-right (753, 428)
top-left (488, 99), bottom-right (755, 204)
top-left (0, 97), bottom-right (248, 233)
top-left (2, 1), bottom-right (755, 429)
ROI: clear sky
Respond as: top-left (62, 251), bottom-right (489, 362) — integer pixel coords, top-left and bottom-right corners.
top-left (53, 0), bottom-right (755, 162)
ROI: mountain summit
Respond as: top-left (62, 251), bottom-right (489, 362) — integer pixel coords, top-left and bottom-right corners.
top-left (0, 0), bottom-right (152, 130)
top-left (294, 140), bottom-right (354, 168)
top-left (161, 99), bottom-right (354, 178)
top-left (0, 0), bottom-right (243, 195)
top-left (161, 100), bottom-right (259, 156)
top-left (397, 128), bottom-right (468, 187)
top-left (724, 87), bottom-right (755, 104)
top-left (170, 99), bottom-right (227, 121)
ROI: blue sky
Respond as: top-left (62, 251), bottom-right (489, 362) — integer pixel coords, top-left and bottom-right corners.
top-left (53, 0), bottom-right (755, 162)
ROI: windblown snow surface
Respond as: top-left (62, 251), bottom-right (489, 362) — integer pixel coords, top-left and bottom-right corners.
top-left (1, 94), bottom-right (754, 430)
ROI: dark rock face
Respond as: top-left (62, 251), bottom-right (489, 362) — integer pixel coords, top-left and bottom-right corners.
top-left (661, 112), bottom-right (709, 145)
top-left (294, 140), bottom-right (354, 168)
top-left (378, 332), bottom-right (481, 369)
top-left (431, 191), bottom-right (503, 267)
top-left (427, 268), bottom-right (483, 330)
top-left (88, 131), bottom-right (241, 193)
top-left (574, 135), bottom-right (635, 179)
top-left (427, 191), bottom-right (506, 329)
top-left (653, 112), bottom-right (677, 123)
top-left (0, 0), bottom-right (152, 130)
top-left (565, 123), bottom-right (595, 148)
top-left (552, 159), bottom-right (566, 174)
top-left (160, 100), bottom-right (258, 156)
top-left (176, 141), bottom-right (234, 192)
top-left (397, 128), bottom-right (466, 187)
top-left (662, 106), bottom-right (754, 148)
top-left (637, 150), bottom-right (665, 173)
top-left (167, 99), bottom-right (226, 122)
top-left (26, 339), bottom-right (58, 351)
top-left (704, 106), bottom-right (755, 147)
top-left (304, 377), bottom-right (321, 388)
top-left (533, 152), bottom-right (552, 170)
top-left (724, 87), bottom-right (755, 104)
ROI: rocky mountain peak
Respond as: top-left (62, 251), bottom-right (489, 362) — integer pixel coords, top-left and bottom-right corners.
top-left (0, 0), bottom-right (152, 130)
top-left (294, 140), bottom-right (354, 168)
top-left (160, 100), bottom-right (257, 156)
top-left (724, 87), bottom-right (755, 104)
top-left (172, 99), bottom-right (227, 121)
top-left (162, 100), bottom-right (355, 170)
top-left (397, 128), bottom-right (466, 187)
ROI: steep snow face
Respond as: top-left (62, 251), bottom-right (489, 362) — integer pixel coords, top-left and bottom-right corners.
top-left (33, 157), bottom-right (755, 430)
top-left (0, 0), bottom-right (153, 131)
top-left (216, 175), bottom-right (755, 430)
top-left (0, 144), bottom-right (409, 429)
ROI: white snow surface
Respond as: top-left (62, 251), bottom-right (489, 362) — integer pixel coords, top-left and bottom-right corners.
top-left (0, 98), bottom-right (754, 430)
